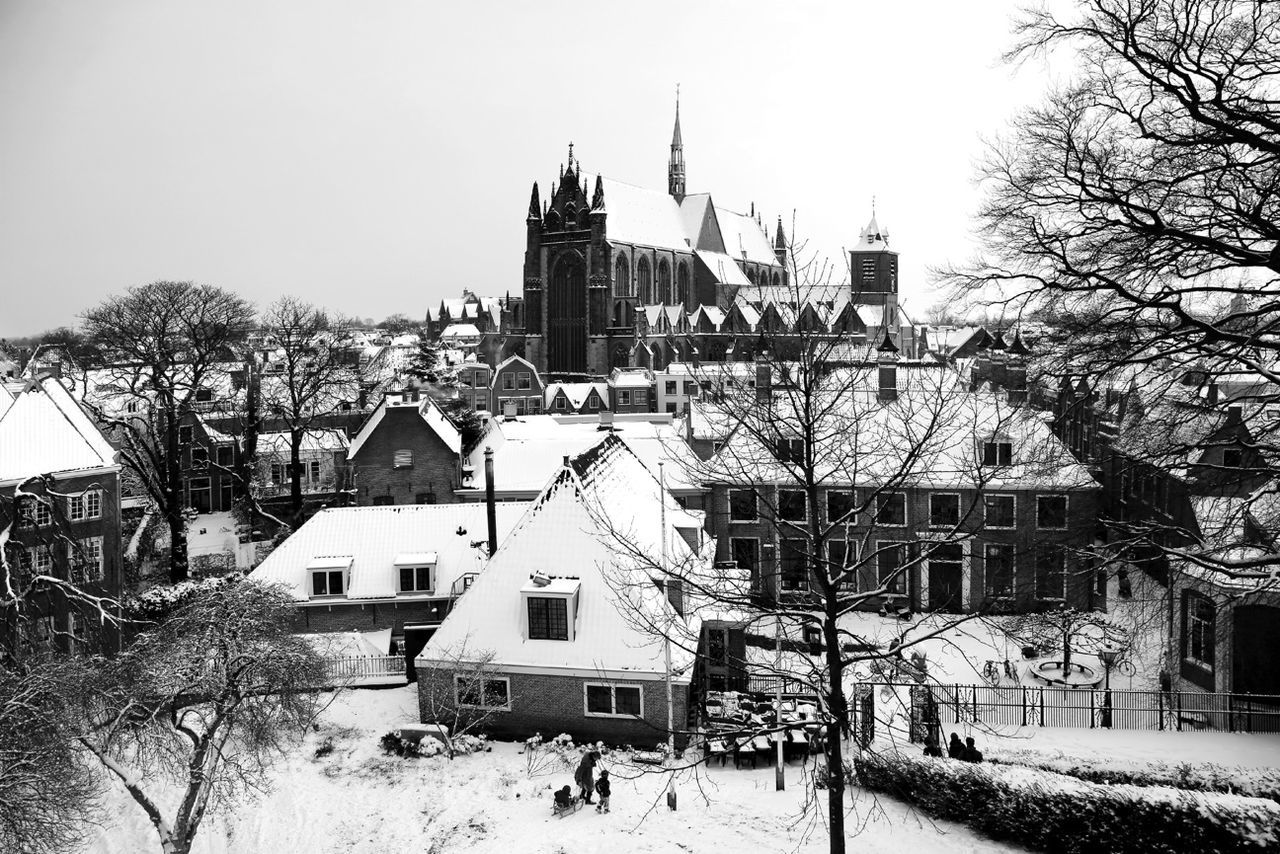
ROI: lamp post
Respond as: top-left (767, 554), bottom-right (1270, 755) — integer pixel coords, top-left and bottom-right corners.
top-left (1099, 643), bottom-right (1120, 729)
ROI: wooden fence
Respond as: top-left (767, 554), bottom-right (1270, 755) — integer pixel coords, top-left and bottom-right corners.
top-left (319, 655), bottom-right (407, 687)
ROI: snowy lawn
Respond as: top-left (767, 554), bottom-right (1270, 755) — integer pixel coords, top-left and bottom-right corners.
top-left (86, 686), bottom-right (1021, 854)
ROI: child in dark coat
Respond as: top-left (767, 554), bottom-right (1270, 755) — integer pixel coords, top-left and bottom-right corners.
top-left (553, 786), bottom-right (574, 810)
top-left (594, 769), bottom-right (611, 813)
top-left (947, 732), bottom-right (964, 760)
top-left (961, 736), bottom-right (984, 763)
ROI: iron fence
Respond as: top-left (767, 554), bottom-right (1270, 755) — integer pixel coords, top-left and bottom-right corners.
top-left (874, 682), bottom-right (1280, 734)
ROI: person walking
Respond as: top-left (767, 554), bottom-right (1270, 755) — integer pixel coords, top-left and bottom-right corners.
top-left (575, 750), bottom-right (600, 804)
top-left (594, 769), bottom-right (611, 813)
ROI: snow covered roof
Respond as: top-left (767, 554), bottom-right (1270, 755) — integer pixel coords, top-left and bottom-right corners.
top-left (609, 369), bottom-right (655, 389)
top-left (544, 382), bottom-right (608, 410)
top-left (696, 250), bottom-right (753, 288)
top-left (714, 206), bottom-right (778, 266)
top-left (251, 503), bottom-right (528, 601)
top-left (855, 215), bottom-right (891, 252)
top-left (423, 436), bottom-right (709, 679)
top-left (461, 413), bottom-right (704, 497)
top-left (0, 377), bottom-right (118, 483)
top-left (600, 178), bottom-right (691, 249)
top-left (257, 428), bottom-right (350, 455)
top-left (348, 395), bottom-right (462, 458)
top-left (702, 366), bottom-right (1096, 490)
top-left (440, 323), bottom-right (481, 339)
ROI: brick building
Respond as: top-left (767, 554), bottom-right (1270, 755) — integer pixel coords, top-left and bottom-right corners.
top-left (347, 391), bottom-right (462, 506)
top-left (697, 355), bottom-right (1100, 615)
top-left (544, 381), bottom-right (608, 415)
top-left (491, 355), bottom-right (544, 416)
top-left (418, 436), bottom-right (704, 746)
top-left (0, 378), bottom-right (123, 657)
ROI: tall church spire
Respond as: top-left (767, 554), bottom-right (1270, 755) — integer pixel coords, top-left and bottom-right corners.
top-left (668, 86), bottom-right (685, 200)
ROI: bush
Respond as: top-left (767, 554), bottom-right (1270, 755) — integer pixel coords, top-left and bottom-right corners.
top-left (987, 749), bottom-right (1280, 805)
top-left (854, 751), bottom-right (1280, 853)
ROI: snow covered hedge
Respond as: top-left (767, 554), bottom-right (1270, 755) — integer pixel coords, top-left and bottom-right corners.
top-left (854, 751), bottom-right (1280, 854)
top-left (986, 749), bottom-right (1280, 805)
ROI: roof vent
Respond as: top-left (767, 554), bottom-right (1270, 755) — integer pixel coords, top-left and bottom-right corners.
top-left (530, 570), bottom-right (552, 587)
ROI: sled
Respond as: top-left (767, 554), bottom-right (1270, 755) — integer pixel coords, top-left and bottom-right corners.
top-left (552, 795), bottom-right (585, 818)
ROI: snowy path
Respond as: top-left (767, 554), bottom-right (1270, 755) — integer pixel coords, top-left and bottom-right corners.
top-left (86, 686), bottom-right (1020, 854)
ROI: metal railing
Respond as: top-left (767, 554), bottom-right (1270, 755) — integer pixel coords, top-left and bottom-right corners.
top-left (878, 682), bottom-right (1280, 734)
top-left (319, 655), bottom-right (406, 687)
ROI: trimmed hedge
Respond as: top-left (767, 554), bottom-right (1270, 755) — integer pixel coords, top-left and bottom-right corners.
top-left (854, 751), bottom-right (1280, 854)
top-left (986, 750), bottom-right (1280, 805)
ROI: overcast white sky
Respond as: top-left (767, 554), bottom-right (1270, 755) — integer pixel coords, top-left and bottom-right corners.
top-left (0, 0), bottom-right (1059, 336)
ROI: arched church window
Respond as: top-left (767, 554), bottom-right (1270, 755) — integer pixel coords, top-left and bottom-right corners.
top-left (676, 262), bottom-right (690, 306)
top-left (748, 268), bottom-right (757, 286)
top-left (546, 210), bottom-right (561, 231)
top-left (771, 271), bottom-right (781, 289)
top-left (658, 259), bottom-right (671, 304)
top-left (565, 205), bottom-right (577, 227)
top-left (637, 257), bottom-right (652, 304)
top-left (615, 255), bottom-right (631, 297)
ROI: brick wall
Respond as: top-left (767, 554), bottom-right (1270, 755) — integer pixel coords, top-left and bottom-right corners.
top-left (416, 666), bottom-right (689, 748)
top-left (293, 598), bottom-right (449, 635)
top-left (707, 484), bottom-right (1100, 613)
top-left (350, 406), bottom-right (458, 505)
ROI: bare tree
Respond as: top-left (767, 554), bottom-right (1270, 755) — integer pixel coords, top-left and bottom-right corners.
top-left (258, 297), bottom-right (360, 520)
top-left (416, 640), bottom-right (511, 758)
top-left (597, 230), bottom-right (1089, 854)
top-left (82, 282), bottom-right (254, 583)
top-left (943, 0), bottom-right (1280, 584)
top-left (1006, 605), bottom-right (1130, 676)
top-left (71, 581), bottom-right (325, 854)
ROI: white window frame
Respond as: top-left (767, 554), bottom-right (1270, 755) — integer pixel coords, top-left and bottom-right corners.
top-left (33, 498), bottom-right (52, 526)
top-left (928, 492), bottom-right (961, 529)
top-left (32, 546), bottom-right (53, 574)
top-left (875, 540), bottom-right (909, 597)
top-left (525, 594), bottom-right (573, 641)
top-left (1184, 593), bottom-right (1216, 671)
top-left (308, 568), bottom-right (346, 598)
top-left (455, 674), bottom-right (511, 710)
top-left (583, 682), bottom-right (644, 718)
top-left (397, 564), bottom-right (434, 595)
top-left (875, 492), bottom-right (908, 527)
top-left (74, 536), bottom-right (104, 581)
top-left (984, 494), bottom-right (1017, 530)
top-left (1036, 494), bottom-right (1069, 530)
top-left (69, 489), bottom-right (103, 522)
top-left (777, 488), bottom-right (807, 523)
top-left (619, 390), bottom-right (631, 406)
top-left (918, 536), bottom-right (968, 611)
top-left (983, 543), bottom-right (1016, 599)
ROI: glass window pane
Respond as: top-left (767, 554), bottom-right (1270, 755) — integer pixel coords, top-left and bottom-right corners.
top-left (586, 684), bottom-right (613, 714)
top-left (615, 686), bottom-right (642, 716)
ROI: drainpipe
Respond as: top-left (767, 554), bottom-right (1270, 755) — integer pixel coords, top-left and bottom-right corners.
top-left (484, 448), bottom-right (498, 556)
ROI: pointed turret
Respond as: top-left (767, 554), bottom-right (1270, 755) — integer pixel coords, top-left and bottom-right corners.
top-left (527, 182), bottom-right (540, 221)
top-left (591, 174), bottom-right (605, 212)
top-left (668, 89), bottom-right (686, 199)
top-left (1008, 330), bottom-right (1029, 356)
top-left (774, 217), bottom-right (787, 265)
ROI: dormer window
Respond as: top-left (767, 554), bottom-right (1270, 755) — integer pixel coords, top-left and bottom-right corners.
top-left (522, 574), bottom-right (581, 641)
top-left (308, 556), bottom-right (351, 598)
top-left (395, 552), bottom-right (437, 594)
top-left (981, 439), bottom-right (1013, 466)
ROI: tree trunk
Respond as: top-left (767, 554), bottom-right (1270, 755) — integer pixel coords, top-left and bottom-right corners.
top-left (1062, 628), bottom-right (1072, 673)
top-left (167, 408), bottom-right (188, 583)
top-left (825, 614), bottom-right (847, 854)
top-left (289, 427), bottom-right (304, 518)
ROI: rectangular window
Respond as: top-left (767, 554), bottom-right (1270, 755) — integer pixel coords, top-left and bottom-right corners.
top-left (1222, 448), bottom-right (1243, 469)
top-left (32, 499), bottom-right (52, 526)
top-left (178, 425), bottom-right (194, 444)
top-left (1035, 544), bottom-right (1066, 600)
top-left (398, 566), bottom-right (432, 593)
top-left (32, 546), bottom-right (53, 574)
top-left (1037, 495), bottom-right (1068, 530)
top-left (584, 683), bottom-right (643, 717)
top-left (731, 537), bottom-right (759, 582)
top-left (684, 381), bottom-right (696, 395)
top-left (985, 494), bottom-right (1016, 529)
top-left (310, 570), bottom-right (344, 597)
top-left (455, 675), bottom-right (510, 710)
top-left (665, 381), bottom-right (677, 395)
top-left (517, 372), bottom-right (531, 390)
top-left (780, 539), bottom-right (809, 591)
top-left (502, 373), bottom-right (515, 390)
top-left (775, 438), bottom-right (804, 465)
top-left (195, 388), bottom-right (213, 403)
top-left (981, 441), bottom-right (1013, 466)
top-left (587, 394), bottom-right (600, 410)
top-left (929, 493), bottom-right (960, 528)
top-left (827, 491), bottom-right (856, 525)
top-left (875, 493), bottom-right (906, 526)
top-left (778, 489), bottom-right (806, 522)
top-left (729, 489), bottom-right (757, 521)
top-left (270, 463), bottom-right (285, 485)
top-left (308, 460), bottom-right (321, 482)
top-left (555, 396), bottom-right (567, 411)
top-left (527, 596), bottom-right (568, 640)
top-left (877, 541), bottom-right (908, 595)
top-left (984, 544), bottom-right (1014, 598)
top-left (1183, 592), bottom-right (1216, 670)
top-left (618, 390), bottom-right (631, 406)
top-left (393, 449), bottom-right (414, 469)
top-left (72, 536), bottom-right (104, 581)
top-left (634, 390), bottom-right (647, 405)
top-left (216, 445), bottom-right (233, 466)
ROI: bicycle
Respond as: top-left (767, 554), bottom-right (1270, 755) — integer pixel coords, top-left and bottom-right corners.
top-left (982, 659), bottom-right (1001, 685)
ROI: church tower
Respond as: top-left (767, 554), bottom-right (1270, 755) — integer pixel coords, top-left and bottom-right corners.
top-left (668, 92), bottom-right (685, 200)
top-left (849, 212), bottom-right (898, 311)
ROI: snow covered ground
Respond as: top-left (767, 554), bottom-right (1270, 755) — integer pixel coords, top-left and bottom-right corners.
top-left (186, 511), bottom-right (239, 557)
top-left (85, 686), bottom-right (1019, 854)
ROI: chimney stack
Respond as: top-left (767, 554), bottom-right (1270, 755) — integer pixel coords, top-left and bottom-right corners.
top-left (877, 329), bottom-right (899, 403)
top-left (1206, 381), bottom-right (1220, 407)
top-left (484, 448), bottom-right (498, 557)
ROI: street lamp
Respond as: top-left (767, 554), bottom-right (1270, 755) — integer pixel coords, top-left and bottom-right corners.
top-left (1098, 643), bottom-right (1120, 728)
